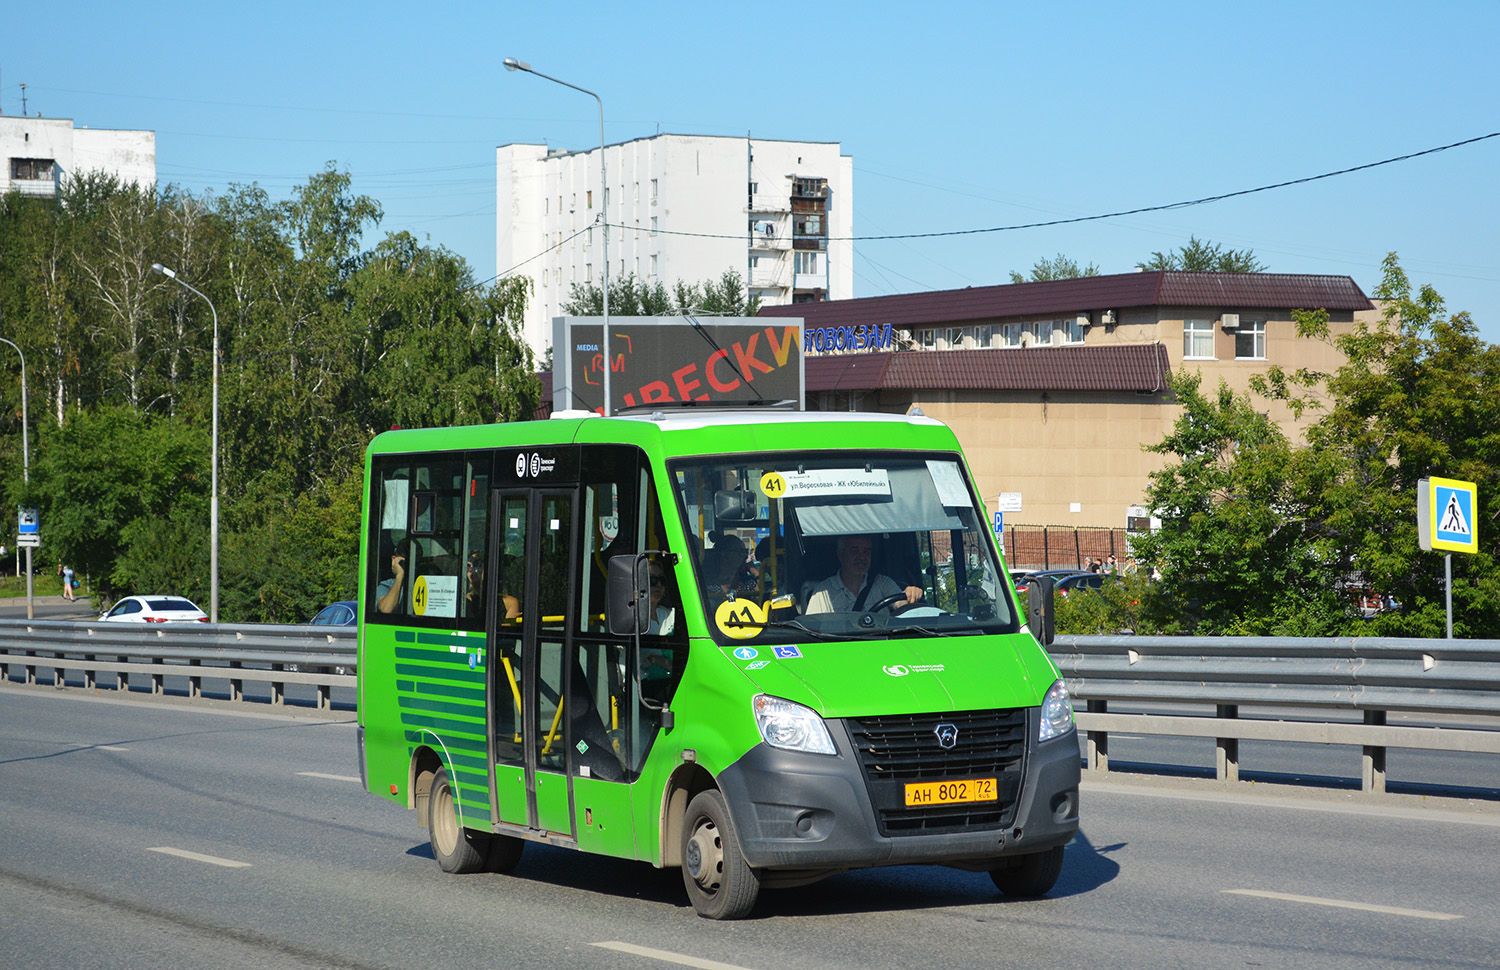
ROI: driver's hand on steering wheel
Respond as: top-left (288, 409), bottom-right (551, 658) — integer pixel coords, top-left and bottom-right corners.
top-left (902, 585), bottom-right (924, 605)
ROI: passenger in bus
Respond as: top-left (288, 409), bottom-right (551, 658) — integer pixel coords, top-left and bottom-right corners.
top-left (645, 560), bottom-right (676, 639)
top-left (702, 531), bottom-right (757, 599)
top-left (496, 554), bottom-right (524, 623)
top-left (804, 534), bottom-right (923, 615)
top-left (375, 546), bottom-right (406, 614)
top-left (466, 552), bottom-right (520, 621)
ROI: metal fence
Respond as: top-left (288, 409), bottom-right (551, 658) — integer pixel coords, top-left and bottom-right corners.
top-left (0, 618), bottom-right (356, 710)
top-left (4, 619), bottom-right (1498, 796)
top-left (1001, 525), bottom-right (1133, 571)
top-left (1049, 634), bottom-right (1500, 793)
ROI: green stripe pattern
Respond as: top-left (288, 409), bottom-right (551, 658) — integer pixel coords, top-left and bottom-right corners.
top-left (393, 629), bottom-right (492, 826)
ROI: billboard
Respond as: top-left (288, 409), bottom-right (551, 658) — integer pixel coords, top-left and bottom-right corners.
top-left (552, 316), bottom-right (805, 415)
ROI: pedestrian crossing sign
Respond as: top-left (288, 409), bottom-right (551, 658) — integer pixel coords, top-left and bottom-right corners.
top-left (1418, 477), bottom-right (1478, 554)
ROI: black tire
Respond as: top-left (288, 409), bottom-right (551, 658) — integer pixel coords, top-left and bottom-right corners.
top-left (989, 846), bottom-right (1065, 897)
top-left (681, 789), bottom-right (761, 919)
top-left (428, 767), bottom-right (487, 874)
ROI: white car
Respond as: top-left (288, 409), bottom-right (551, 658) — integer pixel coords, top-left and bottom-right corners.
top-left (98, 595), bottom-right (209, 623)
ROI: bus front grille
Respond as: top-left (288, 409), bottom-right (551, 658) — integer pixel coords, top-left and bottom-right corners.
top-left (844, 708), bottom-right (1028, 837)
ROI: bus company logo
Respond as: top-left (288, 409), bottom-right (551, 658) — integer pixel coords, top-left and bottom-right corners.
top-left (883, 664), bottom-right (909, 677)
top-left (515, 452), bottom-right (527, 477)
top-left (733, 647), bottom-right (759, 660)
top-left (530, 453), bottom-right (541, 477)
top-left (934, 722), bottom-right (959, 750)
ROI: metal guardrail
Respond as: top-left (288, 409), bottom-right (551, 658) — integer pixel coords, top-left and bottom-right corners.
top-left (5, 619), bottom-right (1498, 794)
top-left (1049, 635), bottom-right (1500, 793)
top-left (0, 618), bottom-right (355, 710)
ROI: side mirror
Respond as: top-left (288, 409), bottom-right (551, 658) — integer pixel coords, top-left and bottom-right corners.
top-left (1025, 575), bottom-right (1055, 646)
top-left (607, 554), bottom-right (650, 635)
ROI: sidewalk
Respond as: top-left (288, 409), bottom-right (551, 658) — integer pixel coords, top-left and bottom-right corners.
top-left (0, 594), bottom-right (100, 621)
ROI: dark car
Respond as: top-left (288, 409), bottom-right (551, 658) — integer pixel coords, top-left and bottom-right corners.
top-left (290, 601), bottom-right (357, 673)
top-left (1054, 572), bottom-right (1121, 595)
top-left (1013, 569), bottom-right (1088, 594)
top-left (311, 600), bottom-right (357, 626)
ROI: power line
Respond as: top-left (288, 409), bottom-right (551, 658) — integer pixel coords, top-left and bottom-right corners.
top-left (580, 130), bottom-right (1500, 245)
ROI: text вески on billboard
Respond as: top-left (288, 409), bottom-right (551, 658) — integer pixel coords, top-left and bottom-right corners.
top-left (553, 316), bottom-right (805, 414)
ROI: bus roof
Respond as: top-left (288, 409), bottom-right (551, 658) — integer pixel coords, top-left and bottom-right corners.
top-left (366, 408), bottom-right (960, 461)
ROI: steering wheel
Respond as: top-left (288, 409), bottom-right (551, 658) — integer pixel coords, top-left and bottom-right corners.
top-left (866, 592), bottom-right (912, 614)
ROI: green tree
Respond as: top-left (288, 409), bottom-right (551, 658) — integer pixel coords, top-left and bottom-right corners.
top-left (1298, 254), bottom-right (1500, 637)
top-left (1127, 372), bottom-right (1348, 634)
top-left (28, 405), bottom-right (208, 598)
top-left (356, 232), bottom-right (538, 432)
top-left (1009, 254), bottom-right (1099, 284)
top-left (1142, 236), bottom-right (1267, 273)
top-left (563, 270), bottom-right (760, 317)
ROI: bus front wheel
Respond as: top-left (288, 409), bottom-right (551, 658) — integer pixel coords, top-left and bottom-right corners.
top-left (681, 790), bottom-right (761, 919)
top-left (429, 767), bottom-right (488, 874)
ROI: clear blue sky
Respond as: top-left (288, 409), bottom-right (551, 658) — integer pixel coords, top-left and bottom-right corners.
top-left (9, 1), bottom-right (1498, 342)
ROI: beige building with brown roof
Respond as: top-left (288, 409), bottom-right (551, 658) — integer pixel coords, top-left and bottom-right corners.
top-left (762, 271), bottom-right (1374, 533)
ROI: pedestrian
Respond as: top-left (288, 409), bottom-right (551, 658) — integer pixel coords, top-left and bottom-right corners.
top-left (61, 563), bottom-right (77, 601)
top-left (1087, 557), bottom-right (1101, 574)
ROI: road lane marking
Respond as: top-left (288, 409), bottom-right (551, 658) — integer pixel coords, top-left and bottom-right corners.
top-left (593, 941), bottom-right (759, 970)
top-left (99, 746), bottom-right (128, 751)
top-left (297, 771), bottom-right (361, 783)
top-left (147, 847), bottom-right (252, 869)
top-left (1223, 889), bottom-right (1462, 920)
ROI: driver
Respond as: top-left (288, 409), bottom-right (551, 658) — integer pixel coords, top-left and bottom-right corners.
top-left (803, 534), bottom-right (923, 615)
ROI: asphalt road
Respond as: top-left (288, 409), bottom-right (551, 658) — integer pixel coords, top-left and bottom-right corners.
top-left (2, 681), bottom-right (1498, 970)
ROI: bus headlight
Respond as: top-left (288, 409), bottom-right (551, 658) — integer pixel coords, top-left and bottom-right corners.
top-left (1038, 679), bottom-right (1076, 742)
top-left (753, 695), bottom-right (837, 755)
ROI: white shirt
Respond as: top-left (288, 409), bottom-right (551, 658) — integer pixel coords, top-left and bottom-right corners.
top-left (804, 572), bottom-right (904, 615)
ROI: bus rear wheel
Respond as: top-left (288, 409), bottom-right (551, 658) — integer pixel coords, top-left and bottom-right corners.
top-left (681, 790), bottom-right (760, 919)
top-left (429, 767), bottom-right (487, 874)
top-left (989, 846), bottom-right (1065, 897)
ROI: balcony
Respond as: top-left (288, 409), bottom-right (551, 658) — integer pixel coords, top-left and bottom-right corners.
top-left (746, 197), bottom-right (791, 214)
top-left (6, 179), bottom-right (57, 198)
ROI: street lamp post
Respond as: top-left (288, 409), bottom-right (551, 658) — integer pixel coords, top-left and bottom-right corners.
top-left (150, 263), bottom-right (219, 623)
top-left (0, 334), bottom-right (32, 618)
top-left (504, 57), bottom-right (612, 416)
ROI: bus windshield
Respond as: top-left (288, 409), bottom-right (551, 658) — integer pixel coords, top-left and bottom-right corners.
top-left (670, 452), bottom-right (1018, 644)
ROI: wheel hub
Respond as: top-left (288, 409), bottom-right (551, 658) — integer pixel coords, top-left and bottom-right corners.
top-left (685, 822), bottom-right (722, 890)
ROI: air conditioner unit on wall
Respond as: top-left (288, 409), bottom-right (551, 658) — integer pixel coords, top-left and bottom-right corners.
top-left (1221, 312), bottom-right (1240, 331)
top-left (1101, 309), bottom-right (1117, 325)
top-left (1076, 313), bottom-right (1091, 328)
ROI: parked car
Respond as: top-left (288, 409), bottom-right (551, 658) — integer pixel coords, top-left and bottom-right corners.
top-left (98, 595), bottom-right (209, 623)
top-left (1054, 572), bottom-right (1118, 596)
top-left (310, 600), bottom-right (357, 626)
top-left (1013, 569), bottom-right (1088, 594)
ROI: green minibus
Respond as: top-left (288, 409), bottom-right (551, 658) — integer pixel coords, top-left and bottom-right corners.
top-left (355, 408), bottom-right (1078, 919)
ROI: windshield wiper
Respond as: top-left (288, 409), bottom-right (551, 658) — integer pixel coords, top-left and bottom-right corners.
top-left (726, 618), bottom-right (887, 641)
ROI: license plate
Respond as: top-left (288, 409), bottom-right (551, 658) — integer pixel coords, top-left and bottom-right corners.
top-left (904, 777), bottom-right (998, 807)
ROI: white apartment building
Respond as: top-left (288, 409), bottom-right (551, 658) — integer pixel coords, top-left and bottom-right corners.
top-left (1, 115), bottom-right (156, 198)
top-left (498, 133), bottom-right (853, 355)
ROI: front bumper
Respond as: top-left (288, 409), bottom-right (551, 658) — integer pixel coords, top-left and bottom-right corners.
top-left (716, 711), bottom-right (1080, 870)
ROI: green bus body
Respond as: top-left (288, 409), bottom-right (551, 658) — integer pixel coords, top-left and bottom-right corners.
top-left (356, 410), bottom-right (1079, 918)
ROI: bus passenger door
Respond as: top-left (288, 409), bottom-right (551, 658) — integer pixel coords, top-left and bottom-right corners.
top-left (489, 491), bottom-right (529, 828)
top-left (487, 488), bottom-right (576, 838)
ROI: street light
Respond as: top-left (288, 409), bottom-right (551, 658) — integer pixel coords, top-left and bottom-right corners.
top-left (150, 263), bottom-right (219, 623)
top-left (504, 57), bottom-right (612, 416)
top-left (0, 332), bottom-right (33, 618)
